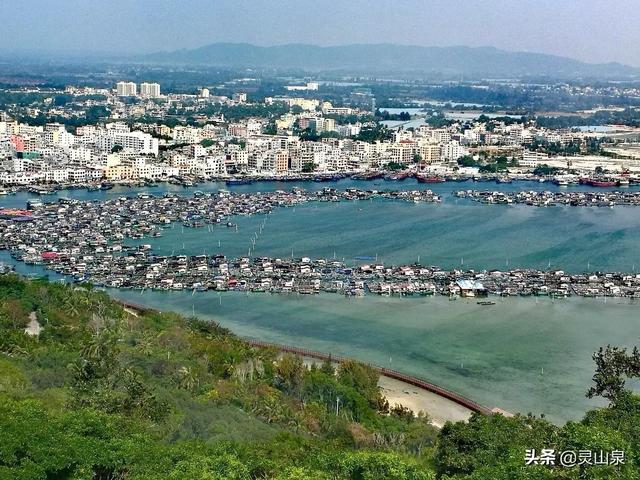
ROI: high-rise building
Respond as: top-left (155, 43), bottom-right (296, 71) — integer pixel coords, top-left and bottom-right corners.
top-left (116, 82), bottom-right (137, 97)
top-left (140, 82), bottom-right (161, 97)
top-left (200, 88), bottom-right (210, 98)
top-left (233, 92), bottom-right (247, 103)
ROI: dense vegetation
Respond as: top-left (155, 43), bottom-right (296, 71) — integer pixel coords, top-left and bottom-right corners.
top-left (0, 274), bottom-right (638, 479)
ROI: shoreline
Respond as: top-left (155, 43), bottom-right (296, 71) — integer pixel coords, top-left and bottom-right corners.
top-left (2, 171), bottom-right (640, 193)
top-left (118, 299), bottom-right (494, 423)
top-left (244, 339), bottom-right (493, 417)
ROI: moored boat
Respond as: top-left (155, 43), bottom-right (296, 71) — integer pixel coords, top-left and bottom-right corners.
top-left (416, 174), bottom-right (445, 183)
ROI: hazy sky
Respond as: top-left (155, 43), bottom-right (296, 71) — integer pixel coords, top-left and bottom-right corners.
top-left (3, 0), bottom-right (639, 65)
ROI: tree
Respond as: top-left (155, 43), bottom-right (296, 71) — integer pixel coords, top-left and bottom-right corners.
top-left (263, 122), bottom-right (278, 135)
top-left (169, 455), bottom-right (250, 480)
top-left (533, 164), bottom-right (560, 176)
top-left (337, 360), bottom-right (381, 410)
top-left (299, 128), bottom-right (320, 142)
top-left (1, 299), bottom-right (28, 329)
top-left (111, 144), bottom-right (123, 153)
top-left (386, 162), bottom-right (407, 171)
top-left (587, 345), bottom-right (640, 402)
top-left (274, 354), bottom-right (305, 395)
top-left (302, 162), bottom-right (316, 173)
top-left (457, 155), bottom-right (478, 167)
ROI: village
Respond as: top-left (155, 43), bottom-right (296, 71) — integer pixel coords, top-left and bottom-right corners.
top-left (454, 189), bottom-right (640, 207)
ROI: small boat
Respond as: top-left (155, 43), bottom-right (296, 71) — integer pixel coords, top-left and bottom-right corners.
top-left (477, 300), bottom-right (496, 306)
top-left (226, 178), bottom-right (253, 186)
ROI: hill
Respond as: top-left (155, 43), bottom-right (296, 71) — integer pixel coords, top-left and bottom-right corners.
top-left (140, 43), bottom-right (639, 79)
top-left (0, 273), bottom-right (638, 479)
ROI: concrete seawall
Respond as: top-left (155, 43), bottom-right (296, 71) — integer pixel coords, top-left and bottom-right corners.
top-left (118, 298), bottom-right (494, 417)
top-left (246, 339), bottom-right (493, 416)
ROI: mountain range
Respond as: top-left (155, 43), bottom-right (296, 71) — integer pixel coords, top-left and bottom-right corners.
top-left (139, 43), bottom-right (639, 79)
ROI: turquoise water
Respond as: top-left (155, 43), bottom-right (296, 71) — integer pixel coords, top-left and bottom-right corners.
top-left (2, 251), bottom-right (634, 422)
top-left (131, 195), bottom-right (640, 273)
top-left (111, 289), bottom-right (637, 423)
top-left (3, 180), bottom-right (640, 422)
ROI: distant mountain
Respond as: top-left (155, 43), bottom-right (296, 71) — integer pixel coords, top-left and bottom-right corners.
top-left (139, 43), bottom-right (638, 79)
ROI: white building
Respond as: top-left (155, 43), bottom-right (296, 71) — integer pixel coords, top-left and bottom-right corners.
top-left (440, 141), bottom-right (468, 162)
top-left (97, 131), bottom-right (158, 156)
top-left (140, 82), bottom-right (161, 97)
top-left (116, 82), bottom-right (137, 97)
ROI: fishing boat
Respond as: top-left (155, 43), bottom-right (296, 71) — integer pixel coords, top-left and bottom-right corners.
top-left (416, 174), bottom-right (445, 183)
top-left (584, 178), bottom-right (617, 187)
top-left (26, 200), bottom-right (44, 210)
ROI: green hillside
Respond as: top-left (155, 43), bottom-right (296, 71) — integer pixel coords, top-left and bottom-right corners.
top-left (0, 274), bottom-right (638, 479)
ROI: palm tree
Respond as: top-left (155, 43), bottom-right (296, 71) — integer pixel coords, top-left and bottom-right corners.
top-left (177, 366), bottom-right (198, 391)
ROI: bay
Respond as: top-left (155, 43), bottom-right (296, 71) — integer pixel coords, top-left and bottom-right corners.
top-left (2, 179), bottom-right (640, 422)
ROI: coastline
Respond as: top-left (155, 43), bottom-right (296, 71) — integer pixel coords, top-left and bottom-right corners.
top-left (119, 299), bottom-right (492, 425)
top-left (245, 338), bottom-right (493, 416)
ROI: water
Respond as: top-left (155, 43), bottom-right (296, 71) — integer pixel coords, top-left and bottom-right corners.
top-left (3, 180), bottom-right (640, 422)
top-left (124, 185), bottom-right (640, 273)
top-left (380, 119), bottom-right (428, 129)
top-left (444, 111), bottom-right (522, 121)
top-left (110, 289), bottom-right (637, 423)
top-left (378, 108), bottom-right (427, 115)
top-left (1, 177), bottom-right (633, 210)
top-left (576, 125), bottom-right (616, 133)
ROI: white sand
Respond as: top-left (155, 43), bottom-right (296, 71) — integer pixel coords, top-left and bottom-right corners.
top-left (302, 357), bottom-right (474, 427)
top-left (379, 375), bottom-right (473, 428)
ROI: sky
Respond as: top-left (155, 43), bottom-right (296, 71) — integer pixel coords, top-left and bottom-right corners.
top-left (2, 0), bottom-right (639, 66)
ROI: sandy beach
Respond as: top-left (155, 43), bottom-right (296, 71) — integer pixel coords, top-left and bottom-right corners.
top-left (303, 357), bottom-right (474, 428)
top-left (378, 375), bottom-right (473, 428)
